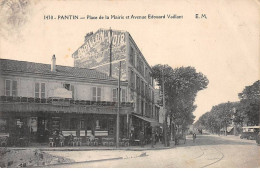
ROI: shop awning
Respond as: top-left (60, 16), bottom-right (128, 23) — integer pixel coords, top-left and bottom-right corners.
top-left (227, 126), bottom-right (234, 132)
top-left (133, 114), bottom-right (160, 126)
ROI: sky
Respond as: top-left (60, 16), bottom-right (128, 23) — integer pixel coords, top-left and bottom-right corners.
top-left (0, 0), bottom-right (259, 121)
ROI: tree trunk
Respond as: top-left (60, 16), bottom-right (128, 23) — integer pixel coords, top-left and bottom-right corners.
top-left (170, 116), bottom-right (173, 140)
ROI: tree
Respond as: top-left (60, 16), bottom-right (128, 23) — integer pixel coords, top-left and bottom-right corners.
top-left (195, 102), bottom-right (238, 135)
top-left (237, 80), bottom-right (260, 126)
top-left (151, 65), bottom-right (209, 138)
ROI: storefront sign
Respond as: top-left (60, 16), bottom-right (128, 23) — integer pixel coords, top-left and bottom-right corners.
top-left (95, 130), bottom-right (108, 136)
top-left (62, 131), bottom-right (76, 136)
top-left (80, 130), bottom-right (85, 136)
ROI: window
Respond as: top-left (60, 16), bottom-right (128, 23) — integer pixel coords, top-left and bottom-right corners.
top-left (0, 118), bottom-right (7, 133)
top-left (112, 88), bottom-right (117, 102)
top-left (141, 80), bottom-right (144, 97)
top-left (63, 83), bottom-right (75, 99)
top-left (5, 80), bottom-right (17, 96)
top-left (122, 89), bottom-right (126, 102)
top-left (5, 80), bottom-right (11, 96)
top-left (136, 75), bottom-right (140, 94)
top-left (93, 87), bottom-right (101, 101)
top-left (130, 70), bottom-right (135, 88)
top-left (35, 82), bottom-right (45, 98)
top-left (70, 118), bottom-right (77, 129)
top-left (41, 83), bottom-right (45, 98)
top-left (80, 120), bottom-right (84, 129)
top-left (139, 60), bottom-right (144, 76)
top-left (63, 83), bottom-right (70, 90)
top-left (129, 46), bottom-right (134, 65)
top-left (112, 88), bottom-right (126, 102)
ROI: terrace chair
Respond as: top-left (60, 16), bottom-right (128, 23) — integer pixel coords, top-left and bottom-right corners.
top-left (123, 138), bottom-right (130, 147)
top-left (102, 138), bottom-right (109, 146)
top-left (109, 138), bottom-right (114, 146)
top-left (68, 137), bottom-right (76, 146)
top-left (86, 137), bottom-right (91, 146)
top-left (93, 138), bottom-right (99, 146)
top-left (59, 137), bottom-right (65, 147)
top-left (49, 138), bottom-right (55, 147)
top-left (76, 137), bottom-right (82, 146)
top-left (0, 136), bottom-right (8, 147)
top-left (119, 138), bottom-right (124, 146)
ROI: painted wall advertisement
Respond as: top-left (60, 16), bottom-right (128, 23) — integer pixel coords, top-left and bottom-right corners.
top-left (73, 29), bottom-right (127, 80)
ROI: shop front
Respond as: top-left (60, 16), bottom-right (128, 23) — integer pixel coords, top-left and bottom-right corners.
top-left (130, 114), bottom-right (160, 145)
top-left (0, 96), bottom-right (133, 146)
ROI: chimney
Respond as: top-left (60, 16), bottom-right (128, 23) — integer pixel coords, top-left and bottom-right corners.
top-left (84, 32), bottom-right (93, 42)
top-left (51, 54), bottom-right (56, 72)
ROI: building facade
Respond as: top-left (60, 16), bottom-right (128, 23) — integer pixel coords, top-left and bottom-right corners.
top-left (0, 57), bottom-right (133, 144)
top-left (72, 29), bottom-right (159, 140)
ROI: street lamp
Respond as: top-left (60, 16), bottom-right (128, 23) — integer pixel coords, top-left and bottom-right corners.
top-left (116, 62), bottom-right (121, 148)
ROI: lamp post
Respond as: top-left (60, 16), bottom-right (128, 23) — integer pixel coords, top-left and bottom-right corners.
top-left (116, 61), bottom-right (121, 148)
top-left (161, 67), bottom-right (168, 147)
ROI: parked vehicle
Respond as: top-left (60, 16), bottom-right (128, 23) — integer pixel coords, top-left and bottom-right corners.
top-left (240, 126), bottom-right (260, 140)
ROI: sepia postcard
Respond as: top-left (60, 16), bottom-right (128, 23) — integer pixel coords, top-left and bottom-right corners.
top-left (0, 0), bottom-right (259, 168)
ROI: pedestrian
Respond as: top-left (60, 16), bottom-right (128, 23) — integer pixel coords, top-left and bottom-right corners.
top-left (151, 131), bottom-right (155, 148)
top-left (193, 133), bottom-right (196, 143)
top-left (140, 131), bottom-right (144, 147)
top-left (159, 132), bottom-right (162, 142)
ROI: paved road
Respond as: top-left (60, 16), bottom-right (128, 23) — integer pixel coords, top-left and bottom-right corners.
top-left (47, 134), bottom-right (260, 168)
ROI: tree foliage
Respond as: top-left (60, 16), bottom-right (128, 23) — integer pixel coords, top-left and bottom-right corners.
top-left (195, 102), bottom-right (238, 133)
top-left (151, 65), bottom-right (209, 130)
top-left (236, 80), bottom-right (260, 126)
top-left (196, 80), bottom-right (260, 133)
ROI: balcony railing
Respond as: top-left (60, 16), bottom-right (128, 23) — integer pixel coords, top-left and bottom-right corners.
top-left (0, 96), bottom-right (134, 108)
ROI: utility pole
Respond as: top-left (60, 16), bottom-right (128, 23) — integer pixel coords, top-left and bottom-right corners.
top-left (116, 61), bottom-right (121, 148)
top-left (109, 27), bottom-right (113, 77)
top-left (162, 67), bottom-right (167, 147)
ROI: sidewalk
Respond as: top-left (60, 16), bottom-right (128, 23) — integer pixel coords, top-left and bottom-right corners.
top-left (7, 141), bottom-right (176, 151)
top-left (2, 141), bottom-right (176, 167)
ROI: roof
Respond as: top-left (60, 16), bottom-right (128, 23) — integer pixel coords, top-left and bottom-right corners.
top-left (0, 58), bottom-right (119, 82)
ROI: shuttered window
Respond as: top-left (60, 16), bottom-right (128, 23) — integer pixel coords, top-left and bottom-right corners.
top-left (93, 87), bottom-right (101, 101)
top-left (35, 82), bottom-right (45, 98)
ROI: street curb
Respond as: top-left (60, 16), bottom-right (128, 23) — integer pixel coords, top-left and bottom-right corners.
top-left (6, 146), bottom-right (174, 152)
top-left (27, 157), bottom-right (124, 168)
